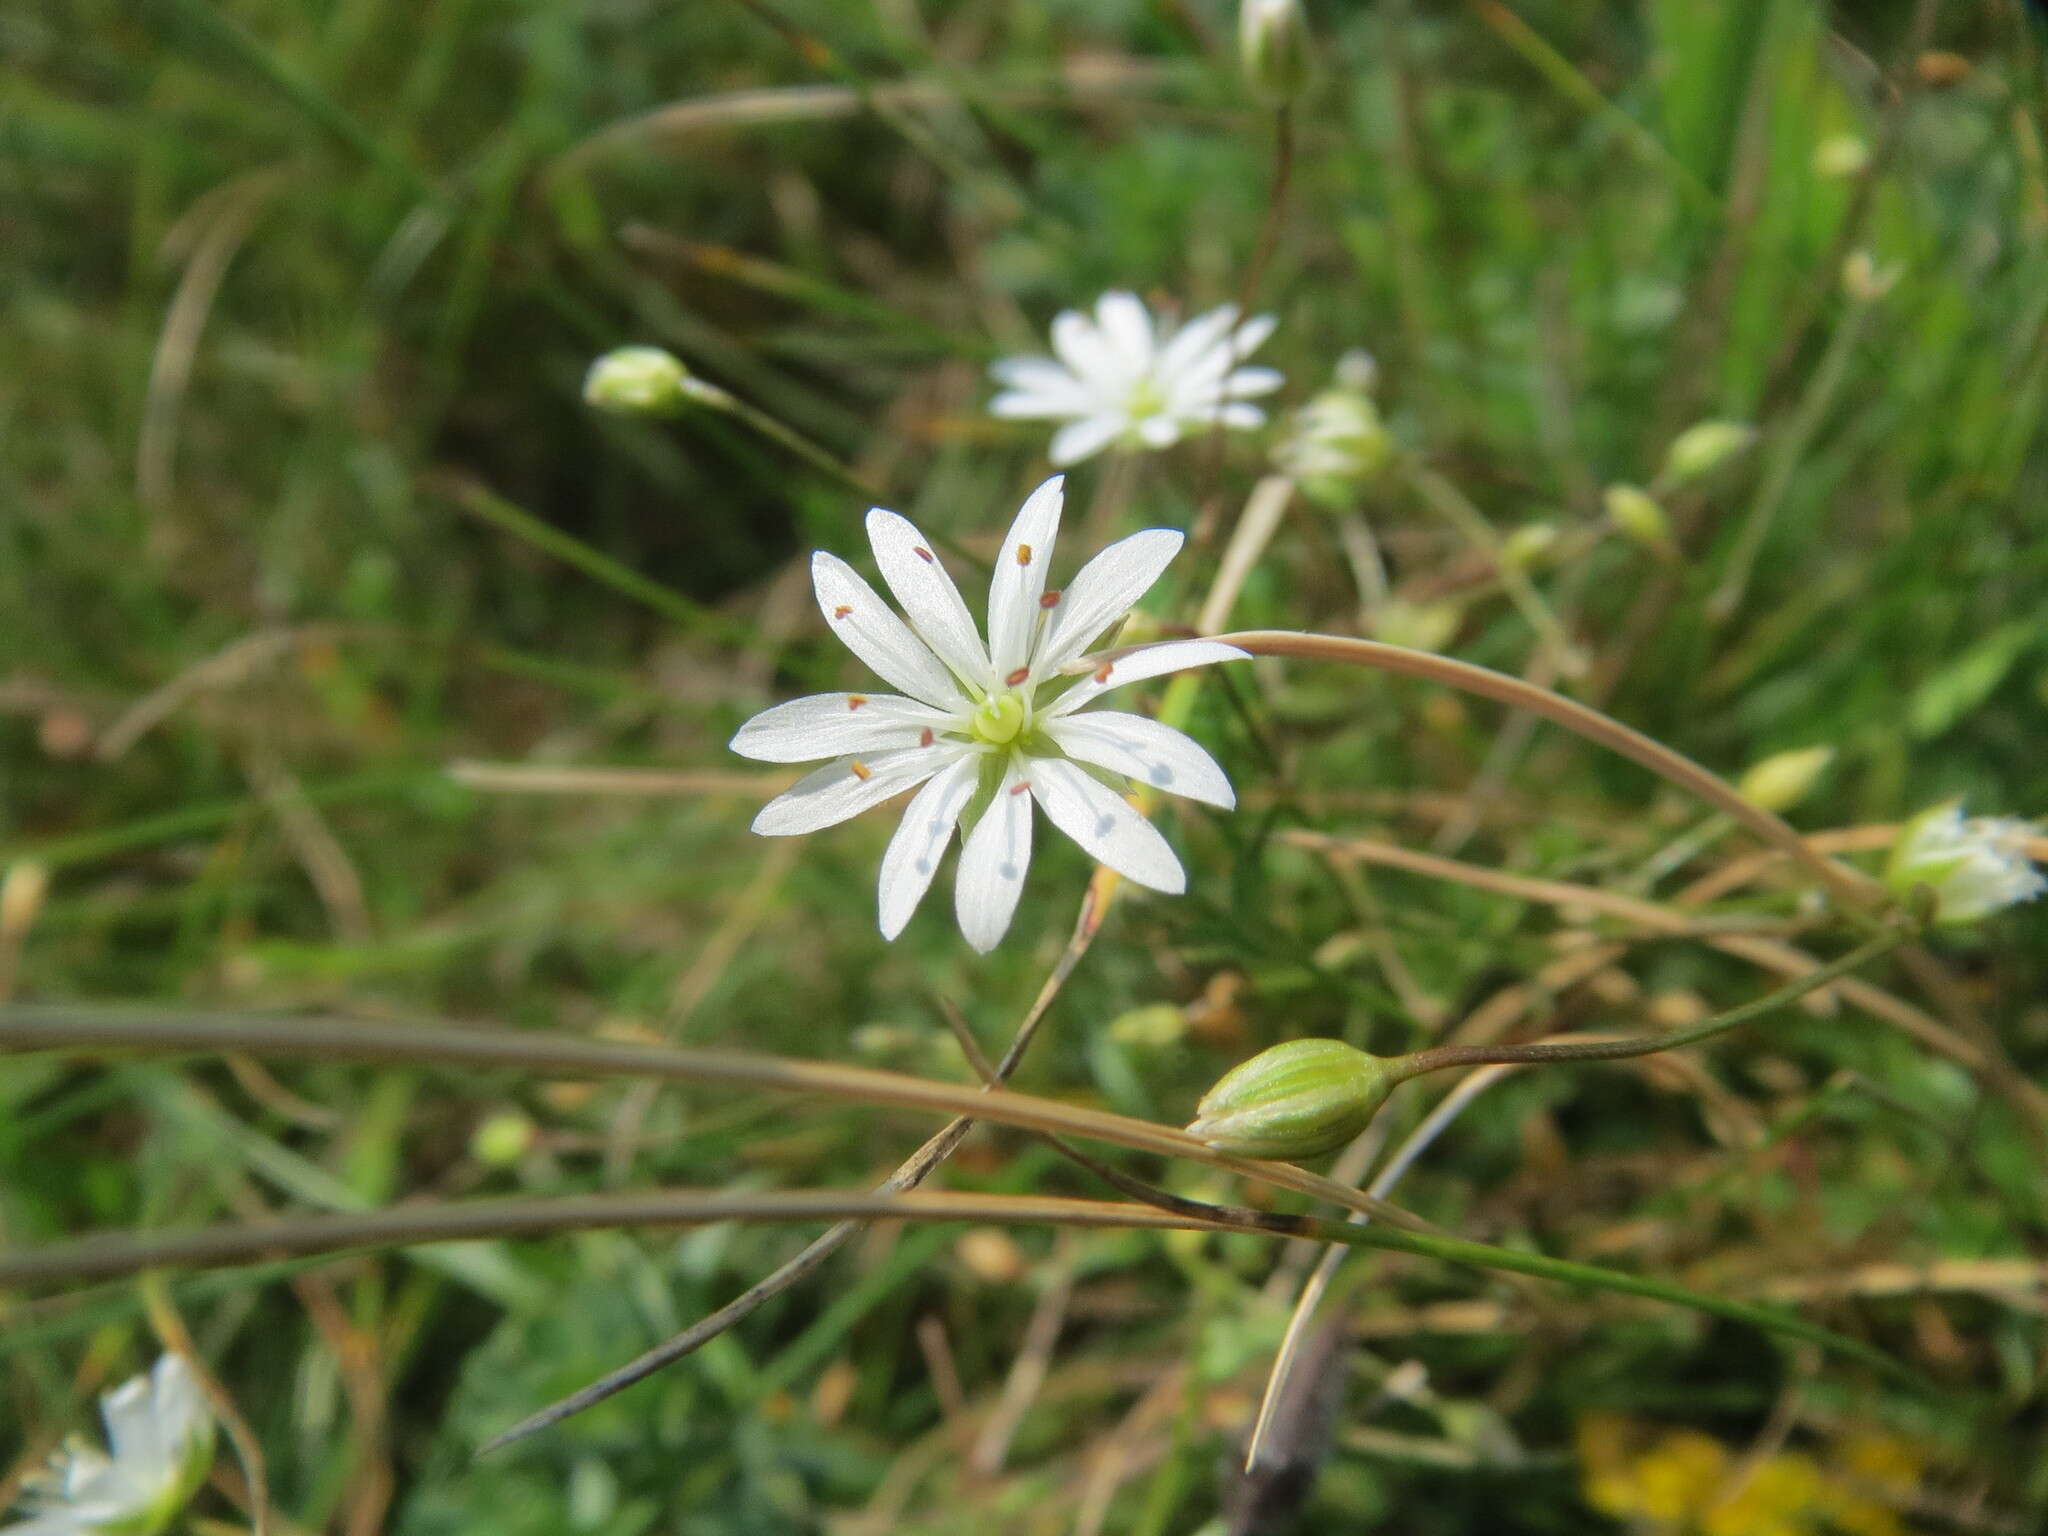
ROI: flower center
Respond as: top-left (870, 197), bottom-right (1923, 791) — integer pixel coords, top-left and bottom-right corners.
top-left (969, 691), bottom-right (1027, 746)
top-left (1125, 375), bottom-right (1167, 420)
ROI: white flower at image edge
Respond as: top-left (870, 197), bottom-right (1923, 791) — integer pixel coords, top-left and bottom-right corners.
top-left (731, 476), bottom-right (1246, 952)
top-left (1888, 803), bottom-right (2045, 926)
top-left (989, 291), bottom-right (1283, 467)
top-left (4, 1357), bottom-right (216, 1536)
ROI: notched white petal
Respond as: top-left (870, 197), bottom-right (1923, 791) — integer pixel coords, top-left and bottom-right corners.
top-left (1048, 415), bottom-right (1125, 467)
top-left (987, 475), bottom-right (1064, 677)
top-left (729, 692), bottom-right (949, 763)
top-left (876, 755), bottom-right (979, 939)
top-left (954, 760), bottom-right (1035, 952)
top-left (1094, 290), bottom-right (1155, 370)
top-left (1026, 757), bottom-right (1185, 894)
top-left (751, 745), bottom-right (963, 836)
top-left (1046, 711), bottom-right (1234, 808)
top-left (1034, 527), bottom-right (1184, 677)
top-left (1046, 639), bottom-right (1251, 716)
top-left (812, 551), bottom-right (968, 710)
top-left (866, 509), bottom-right (991, 688)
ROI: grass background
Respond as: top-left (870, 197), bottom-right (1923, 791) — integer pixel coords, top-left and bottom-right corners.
top-left (4, 0), bottom-right (2048, 1531)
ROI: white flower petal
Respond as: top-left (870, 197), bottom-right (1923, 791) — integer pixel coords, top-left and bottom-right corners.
top-left (876, 755), bottom-right (981, 940)
top-left (1046, 639), bottom-right (1251, 717)
top-left (751, 744), bottom-right (967, 836)
top-left (990, 356), bottom-right (1089, 398)
top-left (991, 388), bottom-right (1085, 420)
top-left (812, 552), bottom-right (969, 711)
top-left (1222, 365), bottom-right (1285, 397)
top-left (148, 1356), bottom-right (208, 1454)
top-left (1136, 414), bottom-right (1182, 448)
top-left (730, 692), bottom-right (951, 763)
top-left (1046, 712), bottom-right (1235, 808)
top-left (1156, 304), bottom-right (1240, 376)
top-left (1048, 415), bottom-right (1125, 467)
top-left (1230, 313), bottom-right (1279, 359)
top-left (955, 759), bottom-right (1035, 952)
top-left (1050, 309), bottom-right (1121, 387)
top-left (1094, 290), bottom-right (1156, 371)
top-left (986, 475), bottom-right (1064, 679)
top-left (1, 1516), bottom-right (92, 1536)
top-left (99, 1374), bottom-right (166, 1477)
top-left (1214, 402), bottom-right (1267, 428)
top-left (866, 509), bottom-right (991, 688)
top-left (1033, 527), bottom-right (1183, 678)
top-left (1026, 757), bottom-right (1185, 894)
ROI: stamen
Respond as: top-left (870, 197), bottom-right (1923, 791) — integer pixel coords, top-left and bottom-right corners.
top-left (919, 727), bottom-right (934, 747)
top-left (1005, 666), bottom-right (1030, 686)
top-left (913, 546), bottom-right (934, 563)
top-left (849, 761), bottom-right (872, 781)
top-left (1039, 589), bottom-right (1062, 609)
top-left (847, 695), bottom-right (868, 710)
top-left (1008, 781), bottom-right (1030, 796)
top-left (1016, 543), bottom-right (1033, 566)
top-left (833, 604), bottom-right (853, 619)
top-left (1093, 661), bottom-right (1115, 683)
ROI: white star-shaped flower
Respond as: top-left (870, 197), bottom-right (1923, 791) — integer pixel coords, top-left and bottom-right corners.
top-left (989, 292), bottom-right (1283, 467)
top-left (732, 476), bottom-right (1247, 952)
top-left (1887, 803), bottom-right (2044, 926)
top-left (5, 1357), bottom-right (216, 1536)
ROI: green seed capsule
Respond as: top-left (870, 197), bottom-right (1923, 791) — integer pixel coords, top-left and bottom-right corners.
top-left (1185, 1038), bottom-right (1396, 1159)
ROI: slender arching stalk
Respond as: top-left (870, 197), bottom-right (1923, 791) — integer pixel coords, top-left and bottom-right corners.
top-left (1209, 629), bottom-right (1879, 910)
top-left (1388, 928), bottom-right (1909, 1082)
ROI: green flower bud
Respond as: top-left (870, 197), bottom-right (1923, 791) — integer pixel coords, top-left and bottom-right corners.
top-left (1373, 597), bottom-right (1463, 654)
top-left (1239, 0), bottom-right (1313, 105)
top-left (1502, 521), bottom-right (1559, 570)
top-left (1108, 1002), bottom-right (1188, 1049)
top-left (1841, 250), bottom-right (1902, 303)
top-left (471, 1110), bottom-right (537, 1167)
top-left (1812, 133), bottom-right (1870, 179)
top-left (1737, 746), bottom-right (1834, 814)
top-left (583, 346), bottom-right (716, 416)
top-left (1604, 483), bottom-right (1672, 551)
top-left (1186, 1038), bottom-right (1396, 1159)
top-left (1276, 387), bottom-right (1392, 506)
top-left (1660, 420), bottom-right (1756, 486)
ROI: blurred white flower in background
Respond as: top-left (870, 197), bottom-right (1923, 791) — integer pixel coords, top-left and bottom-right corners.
top-left (731, 476), bottom-right (1245, 951)
top-left (989, 292), bottom-right (1282, 466)
top-left (1888, 803), bottom-right (2044, 926)
top-left (4, 1356), bottom-right (215, 1536)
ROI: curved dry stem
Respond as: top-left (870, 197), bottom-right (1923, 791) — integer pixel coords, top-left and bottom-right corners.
top-left (0, 1007), bottom-right (1412, 1228)
top-left (1214, 630), bottom-right (1878, 909)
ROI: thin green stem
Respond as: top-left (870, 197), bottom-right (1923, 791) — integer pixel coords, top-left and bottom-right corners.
top-left (1392, 928), bottom-right (1908, 1080)
top-left (1708, 297), bottom-right (1876, 621)
top-left (442, 478), bottom-right (751, 645)
top-left (1402, 462), bottom-right (1585, 676)
top-left (0, 1186), bottom-right (1915, 1389)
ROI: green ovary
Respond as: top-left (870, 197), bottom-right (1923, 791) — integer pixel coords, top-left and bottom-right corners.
top-left (969, 692), bottom-right (1027, 745)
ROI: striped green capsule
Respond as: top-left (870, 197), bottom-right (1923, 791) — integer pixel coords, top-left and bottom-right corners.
top-left (1185, 1038), bottom-right (1395, 1159)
